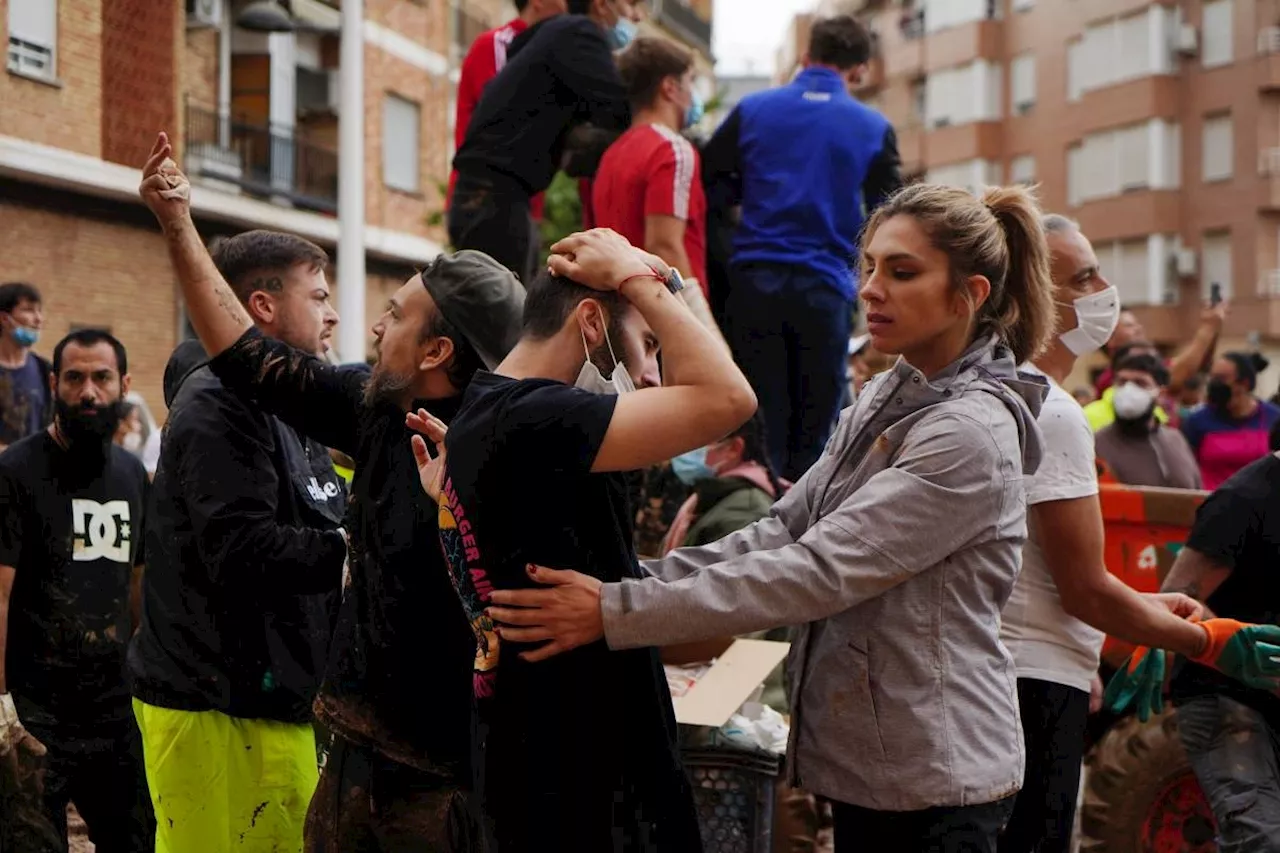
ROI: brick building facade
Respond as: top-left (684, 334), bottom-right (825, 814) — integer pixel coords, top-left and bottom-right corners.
top-left (783, 0), bottom-right (1280, 392)
top-left (1, 0), bottom-right (492, 414)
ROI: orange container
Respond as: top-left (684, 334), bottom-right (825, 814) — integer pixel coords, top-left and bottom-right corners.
top-left (1097, 481), bottom-right (1207, 669)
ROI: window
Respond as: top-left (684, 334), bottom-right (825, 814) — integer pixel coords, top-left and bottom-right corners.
top-left (925, 61), bottom-right (1001, 128)
top-left (1009, 154), bottom-right (1035, 185)
top-left (1201, 230), bottom-right (1232, 299)
top-left (1067, 120), bottom-right (1180, 205)
top-left (7, 0), bottom-right (57, 78)
top-left (1010, 54), bottom-right (1035, 114)
top-left (927, 159), bottom-right (1000, 191)
top-left (910, 78), bottom-right (927, 125)
top-left (1066, 6), bottom-right (1176, 99)
top-left (923, 0), bottom-right (998, 34)
top-left (1097, 238), bottom-right (1154, 306)
top-left (382, 94), bottom-right (421, 193)
top-left (1201, 0), bottom-right (1234, 68)
top-left (1202, 113), bottom-right (1233, 182)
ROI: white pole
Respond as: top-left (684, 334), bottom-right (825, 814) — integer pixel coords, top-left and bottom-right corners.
top-left (337, 0), bottom-right (367, 365)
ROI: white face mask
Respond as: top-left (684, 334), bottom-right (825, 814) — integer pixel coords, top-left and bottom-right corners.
top-left (121, 431), bottom-right (144, 453)
top-left (1058, 285), bottom-right (1120, 356)
top-left (573, 327), bottom-right (635, 396)
top-left (1113, 381), bottom-right (1157, 421)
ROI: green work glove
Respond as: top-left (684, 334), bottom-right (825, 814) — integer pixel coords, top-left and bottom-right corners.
top-left (1190, 619), bottom-right (1280, 690)
top-left (1104, 646), bottom-right (1168, 722)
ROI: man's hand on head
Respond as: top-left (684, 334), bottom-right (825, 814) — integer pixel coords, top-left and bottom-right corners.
top-left (139, 132), bottom-right (193, 231)
top-left (547, 229), bottom-right (669, 293)
top-left (487, 564), bottom-right (605, 662)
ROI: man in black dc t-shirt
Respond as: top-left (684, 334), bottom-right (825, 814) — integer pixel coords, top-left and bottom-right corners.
top-left (1162, 435), bottom-right (1280, 849)
top-left (413, 228), bottom-right (756, 851)
top-left (0, 329), bottom-right (153, 852)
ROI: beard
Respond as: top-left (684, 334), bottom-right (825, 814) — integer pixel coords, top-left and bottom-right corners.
top-left (363, 363), bottom-right (414, 407)
top-left (55, 398), bottom-right (123, 456)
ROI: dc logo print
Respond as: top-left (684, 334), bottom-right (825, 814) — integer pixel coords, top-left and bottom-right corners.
top-left (71, 499), bottom-right (131, 563)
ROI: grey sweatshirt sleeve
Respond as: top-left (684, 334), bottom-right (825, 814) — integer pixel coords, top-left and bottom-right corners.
top-left (605, 411), bottom-right (1009, 649)
top-left (639, 468), bottom-right (816, 582)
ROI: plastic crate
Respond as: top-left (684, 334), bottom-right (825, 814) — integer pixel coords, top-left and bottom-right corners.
top-left (682, 747), bottom-right (781, 853)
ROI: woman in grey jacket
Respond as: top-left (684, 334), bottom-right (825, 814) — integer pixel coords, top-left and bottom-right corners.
top-left (475, 183), bottom-right (1058, 851)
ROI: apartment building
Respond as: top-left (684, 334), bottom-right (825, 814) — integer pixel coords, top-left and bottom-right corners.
top-left (787, 0), bottom-right (1280, 388)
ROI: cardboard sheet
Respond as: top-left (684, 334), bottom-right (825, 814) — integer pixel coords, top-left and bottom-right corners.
top-left (672, 638), bottom-right (790, 727)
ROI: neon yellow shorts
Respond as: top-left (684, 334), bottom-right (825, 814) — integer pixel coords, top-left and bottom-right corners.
top-left (133, 699), bottom-right (319, 853)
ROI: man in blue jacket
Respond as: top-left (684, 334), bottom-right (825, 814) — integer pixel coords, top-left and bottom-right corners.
top-left (704, 14), bottom-right (901, 481)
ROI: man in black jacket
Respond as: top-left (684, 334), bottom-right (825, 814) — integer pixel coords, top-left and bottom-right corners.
top-left (126, 230), bottom-right (348, 853)
top-left (449, 0), bottom-right (639, 284)
top-left (138, 133), bottom-right (525, 852)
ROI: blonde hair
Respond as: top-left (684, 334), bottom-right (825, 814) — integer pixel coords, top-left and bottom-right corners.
top-left (860, 183), bottom-right (1056, 364)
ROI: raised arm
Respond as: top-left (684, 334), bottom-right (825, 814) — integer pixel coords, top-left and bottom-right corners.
top-left (140, 133), bottom-right (252, 357)
top-left (547, 230), bottom-right (756, 474)
top-left (140, 133), bottom-right (364, 453)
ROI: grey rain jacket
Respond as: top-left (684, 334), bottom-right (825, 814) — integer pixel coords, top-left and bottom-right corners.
top-left (602, 336), bottom-right (1047, 811)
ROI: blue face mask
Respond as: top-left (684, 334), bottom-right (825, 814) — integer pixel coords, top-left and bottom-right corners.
top-left (11, 326), bottom-right (38, 347)
top-left (671, 446), bottom-right (716, 486)
top-left (683, 89), bottom-right (704, 129)
top-left (611, 16), bottom-right (637, 50)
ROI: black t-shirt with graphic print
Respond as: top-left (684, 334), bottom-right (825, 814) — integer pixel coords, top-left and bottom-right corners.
top-left (0, 431), bottom-right (148, 726)
top-left (439, 371), bottom-right (700, 852)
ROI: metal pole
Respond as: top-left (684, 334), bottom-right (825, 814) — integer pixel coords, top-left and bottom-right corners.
top-left (337, 0), bottom-right (367, 365)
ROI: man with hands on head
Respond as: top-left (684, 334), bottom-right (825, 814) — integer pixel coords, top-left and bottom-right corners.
top-left (138, 132), bottom-right (526, 852)
top-left (412, 227), bottom-right (756, 852)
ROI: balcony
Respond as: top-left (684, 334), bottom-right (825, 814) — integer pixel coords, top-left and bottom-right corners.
top-left (651, 0), bottom-right (712, 58)
top-left (922, 120), bottom-right (1002, 169)
top-left (1259, 28), bottom-right (1280, 91)
top-left (184, 102), bottom-right (338, 214)
top-left (1070, 76), bottom-right (1181, 136)
top-left (924, 18), bottom-right (1001, 73)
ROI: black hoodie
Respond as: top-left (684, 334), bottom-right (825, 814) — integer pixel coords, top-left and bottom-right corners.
top-left (126, 340), bottom-right (347, 722)
top-left (452, 14), bottom-right (630, 195)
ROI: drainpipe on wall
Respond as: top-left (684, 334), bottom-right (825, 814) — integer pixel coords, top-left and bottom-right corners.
top-left (337, 0), bottom-right (367, 365)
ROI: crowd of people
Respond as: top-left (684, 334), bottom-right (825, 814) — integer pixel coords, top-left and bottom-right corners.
top-left (5, 4), bottom-right (1280, 853)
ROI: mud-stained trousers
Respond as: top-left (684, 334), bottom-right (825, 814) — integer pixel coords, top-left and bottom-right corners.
top-left (1178, 695), bottom-right (1280, 853)
top-left (304, 733), bottom-right (482, 853)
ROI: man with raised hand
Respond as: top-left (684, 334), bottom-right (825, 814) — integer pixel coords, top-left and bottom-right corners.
top-left (138, 132), bottom-right (525, 852)
top-left (412, 228), bottom-right (756, 851)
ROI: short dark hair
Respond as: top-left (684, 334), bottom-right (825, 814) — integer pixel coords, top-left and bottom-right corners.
top-left (567, 0), bottom-right (590, 14)
top-left (0, 282), bottom-right (42, 313)
top-left (514, 0), bottom-right (530, 10)
top-left (52, 328), bottom-right (128, 377)
top-left (421, 306), bottom-right (485, 391)
top-left (1110, 341), bottom-right (1159, 372)
top-left (209, 230), bottom-right (330, 305)
top-left (1114, 352), bottom-right (1169, 387)
top-left (807, 15), bottom-right (872, 69)
top-left (617, 37), bottom-right (695, 110)
top-left (522, 270), bottom-right (627, 341)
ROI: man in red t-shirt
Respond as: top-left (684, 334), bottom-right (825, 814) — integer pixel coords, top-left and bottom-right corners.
top-left (449, 0), bottom-right (565, 220)
top-left (592, 38), bottom-right (708, 298)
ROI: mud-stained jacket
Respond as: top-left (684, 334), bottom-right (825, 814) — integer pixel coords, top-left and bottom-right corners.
top-left (602, 336), bottom-right (1047, 812)
top-left (127, 340), bottom-right (347, 722)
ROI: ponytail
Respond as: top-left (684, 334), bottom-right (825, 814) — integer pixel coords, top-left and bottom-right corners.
top-left (861, 182), bottom-right (1058, 365)
top-left (978, 185), bottom-right (1056, 364)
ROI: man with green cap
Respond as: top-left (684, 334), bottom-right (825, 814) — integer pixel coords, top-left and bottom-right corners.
top-left (137, 132), bottom-right (526, 852)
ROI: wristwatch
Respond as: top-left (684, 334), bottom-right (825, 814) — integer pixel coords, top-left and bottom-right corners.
top-left (663, 266), bottom-right (686, 295)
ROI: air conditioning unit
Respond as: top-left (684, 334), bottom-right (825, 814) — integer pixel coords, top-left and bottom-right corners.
top-left (296, 68), bottom-right (339, 115)
top-left (187, 0), bottom-right (223, 29)
top-left (1175, 24), bottom-right (1199, 57)
top-left (1173, 247), bottom-right (1198, 278)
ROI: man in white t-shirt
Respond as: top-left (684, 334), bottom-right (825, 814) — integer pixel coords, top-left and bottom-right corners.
top-left (998, 216), bottom-right (1214, 853)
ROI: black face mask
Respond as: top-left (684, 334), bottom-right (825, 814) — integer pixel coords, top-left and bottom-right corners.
top-left (55, 397), bottom-right (123, 449)
top-left (1207, 379), bottom-right (1233, 410)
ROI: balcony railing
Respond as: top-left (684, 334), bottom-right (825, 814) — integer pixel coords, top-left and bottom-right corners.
top-left (184, 101), bottom-right (339, 214)
top-left (651, 0), bottom-right (712, 56)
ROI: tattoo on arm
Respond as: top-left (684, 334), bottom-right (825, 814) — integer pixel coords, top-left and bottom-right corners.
top-left (1161, 547), bottom-right (1231, 606)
